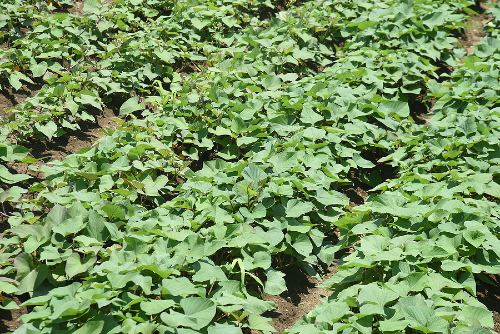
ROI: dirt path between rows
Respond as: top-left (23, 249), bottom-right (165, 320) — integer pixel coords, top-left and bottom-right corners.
top-left (6, 108), bottom-right (118, 180)
top-left (30, 108), bottom-right (118, 162)
top-left (265, 265), bottom-right (336, 333)
top-left (460, 2), bottom-right (494, 55)
top-left (477, 275), bottom-right (500, 333)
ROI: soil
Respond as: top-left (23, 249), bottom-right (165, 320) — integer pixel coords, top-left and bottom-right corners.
top-left (30, 108), bottom-right (118, 162)
top-left (69, 0), bottom-right (84, 15)
top-left (407, 91), bottom-right (436, 125)
top-left (6, 108), bottom-right (118, 179)
top-left (345, 186), bottom-right (368, 205)
top-left (476, 275), bottom-right (500, 332)
top-left (460, 2), bottom-right (493, 55)
top-left (0, 86), bottom-right (39, 116)
top-left (0, 296), bottom-right (28, 333)
top-left (263, 265), bottom-right (336, 333)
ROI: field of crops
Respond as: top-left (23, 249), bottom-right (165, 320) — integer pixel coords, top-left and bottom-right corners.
top-left (0, 0), bottom-right (499, 333)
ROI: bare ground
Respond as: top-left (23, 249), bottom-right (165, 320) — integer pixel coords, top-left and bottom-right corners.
top-left (476, 275), bottom-right (500, 332)
top-left (460, 1), bottom-right (495, 55)
top-left (69, 0), bottom-right (84, 15)
top-left (6, 108), bottom-right (118, 179)
top-left (0, 85), bottom-right (40, 116)
top-left (461, 15), bottom-right (492, 55)
top-left (0, 296), bottom-right (27, 333)
top-left (32, 108), bottom-right (118, 161)
top-left (263, 265), bottom-right (336, 333)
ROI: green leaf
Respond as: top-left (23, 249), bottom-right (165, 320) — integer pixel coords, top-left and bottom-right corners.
top-left (293, 48), bottom-right (315, 60)
top-left (53, 215), bottom-right (85, 236)
top-left (459, 306), bottom-right (493, 328)
top-left (83, 0), bottom-right (102, 13)
top-left (300, 107), bottom-right (323, 124)
top-left (352, 153), bottom-right (375, 169)
top-left (8, 72), bottom-right (32, 90)
top-left (0, 186), bottom-right (27, 202)
top-left (102, 203), bottom-right (126, 220)
top-left (0, 165), bottom-right (31, 184)
top-left (292, 234), bottom-right (313, 257)
top-left (303, 127), bottom-right (326, 141)
top-left (192, 261), bottom-right (227, 283)
top-left (286, 199), bottom-right (313, 218)
top-left (30, 62), bottom-right (48, 78)
top-left (252, 251), bottom-right (271, 269)
top-left (0, 281), bottom-right (18, 294)
top-left (264, 270), bottom-right (286, 295)
top-left (358, 283), bottom-right (398, 315)
top-left (237, 136), bottom-right (258, 146)
top-left (191, 18), bottom-right (209, 30)
top-left (248, 314), bottom-right (275, 332)
top-left (316, 189), bottom-right (349, 206)
top-left (262, 76), bottom-right (282, 91)
top-left (161, 297), bottom-right (216, 330)
top-left (208, 324), bottom-right (243, 334)
top-left (397, 296), bottom-right (448, 333)
top-left (181, 297), bottom-right (216, 321)
top-left (243, 164), bottom-right (267, 183)
top-left (78, 93), bottom-right (102, 110)
top-left (142, 175), bottom-right (169, 197)
top-left (17, 265), bottom-right (49, 294)
top-left (155, 50), bottom-right (174, 63)
top-left (65, 253), bottom-right (96, 279)
top-left (379, 100), bottom-right (410, 118)
top-left (162, 277), bottom-right (202, 297)
top-left (120, 97), bottom-right (143, 115)
top-left (35, 121), bottom-right (58, 140)
top-left (140, 299), bottom-right (176, 315)
top-left (315, 301), bottom-right (350, 323)
top-left (73, 320), bottom-right (104, 334)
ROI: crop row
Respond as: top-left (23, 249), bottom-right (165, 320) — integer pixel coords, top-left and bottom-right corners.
top-left (0, 0), bottom-right (309, 141)
top-left (1, 0), bottom-right (496, 333)
top-left (289, 4), bottom-right (500, 333)
top-left (1, 0), bottom-right (470, 143)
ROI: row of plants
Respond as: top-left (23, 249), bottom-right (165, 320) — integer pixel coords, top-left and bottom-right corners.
top-left (0, 0), bottom-right (76, 44)
top-left (1, 0), bottom-right (472, 143)
top-left (1, 0), bottom-right (496, 333)
top-left (288, 3), bottom-right (499, 333)
top-left (0, 0), bottom-right (306, 141)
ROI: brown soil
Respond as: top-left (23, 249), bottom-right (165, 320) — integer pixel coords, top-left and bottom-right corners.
top-left (69, 0), bottom-right (84, 15)
top-left (0, 86), bottom-right (38, 116)
top-left (0, 296), bottom-right (27, 333)
top-left (31, 108), bottom-right (117, 162)
top-left (477, 275), bottom-right (500, 333)
top-left (460, 3), bottom-right (493, 55)
top-left (263, 265), bottom-right (336, 333)
top-left (345, 186), bottom-right (368, 205)
top-left (7, 108), bottom-right (118, 179)
top-left (0, 94), bottom-right (12, 117)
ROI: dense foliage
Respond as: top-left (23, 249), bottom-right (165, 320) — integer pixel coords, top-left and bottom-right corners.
top-left (0, 0), bottom-right (498, 333)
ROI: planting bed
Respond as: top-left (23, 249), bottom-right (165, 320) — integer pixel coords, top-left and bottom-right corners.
top-left (0, 0), bottom-right (499, 333)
